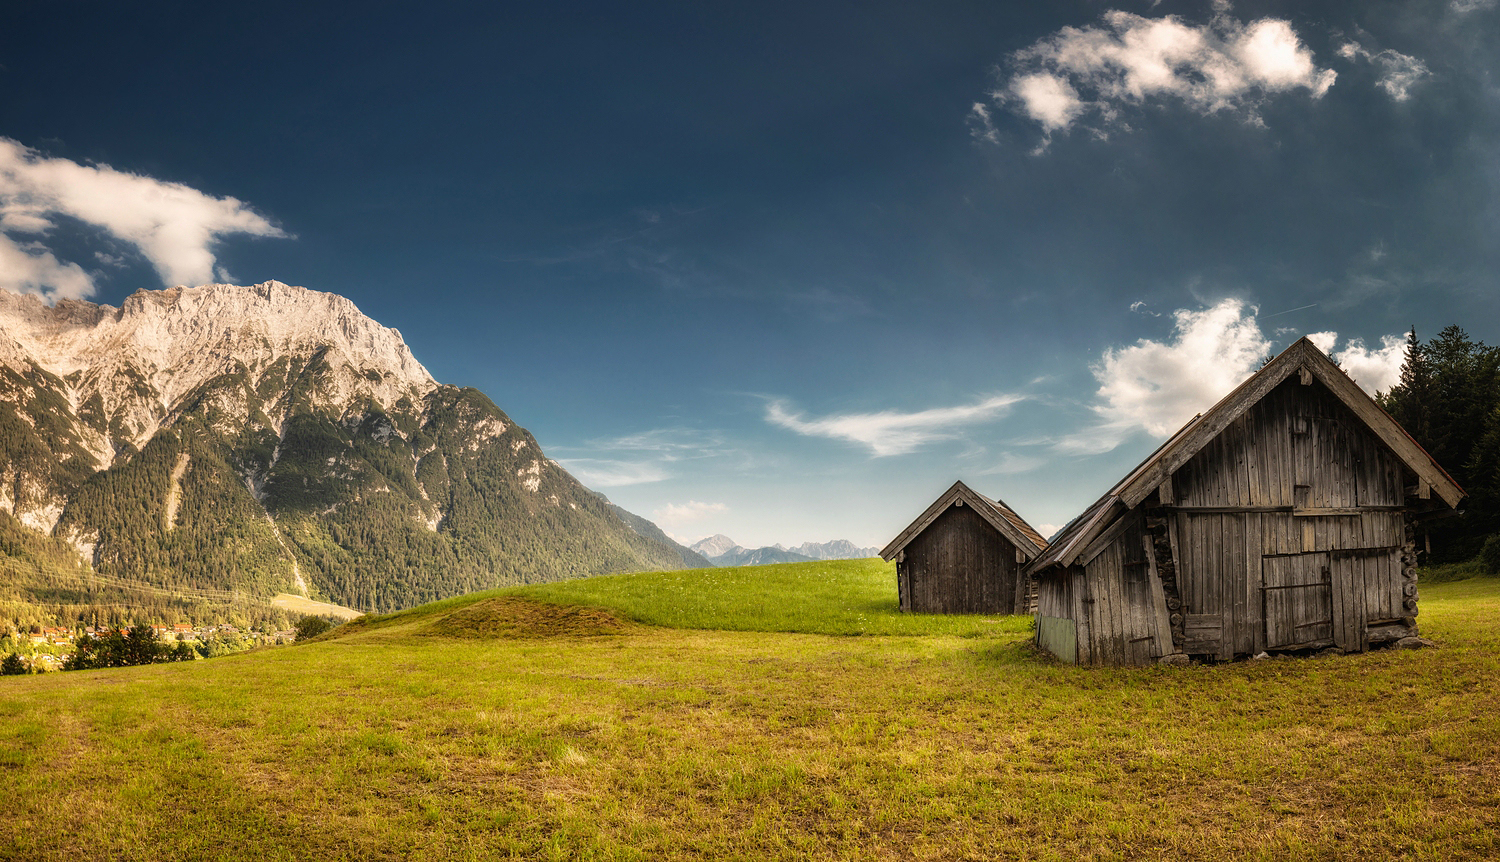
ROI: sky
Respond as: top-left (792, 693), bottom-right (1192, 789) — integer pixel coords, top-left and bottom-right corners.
top-left (1, 0), bottom-right (1498, 549)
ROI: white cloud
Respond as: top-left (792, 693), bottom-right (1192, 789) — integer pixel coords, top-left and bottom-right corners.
top-left (1452, 0), bottom-right (1496, 12)
top-left (766, 395), bottom-right (1024, 457)
top-left (1010, 73), bottom-right (1086, 133)
top-left (1061, 301), bottom-right (1407, 453)
top-left (0, 137), bottom-right (285, 301)
top-left (585, 427), bottom-right (725, 454)
top-left (1306, 330), bottom-right (1339, 354)
top-left (989, 8), bottom-right (1335, 144)
top-left (977, 452), bottom-right (1047, 475)
top-left (0, 236), bottom-right (95, 301)
top-left (1324, 334), bottom-right (1407, 395)
top-left (553, 458), bottom-right (670, 488)
top-left (968, 102), bottom-right (1001, 143)
top-left (1336, 43), bottom-right (1429, 101)
top-left (1093, 299), bottom-right (1271, 436)
top-left (652, 500), bottom-right (728, 531)
top-left (1059, 298), bottom-right (1271, 453)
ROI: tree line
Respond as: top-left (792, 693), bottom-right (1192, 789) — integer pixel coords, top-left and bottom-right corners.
top-left (1377, 325), bottom-right (1500, 563)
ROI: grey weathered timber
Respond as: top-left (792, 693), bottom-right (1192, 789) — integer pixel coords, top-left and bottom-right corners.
top-left (1027, 338), bottom-right (1463, 666)
top-left (881, 480), bottom-right (1047, 615)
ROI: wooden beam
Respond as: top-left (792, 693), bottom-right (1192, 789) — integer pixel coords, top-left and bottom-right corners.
top-left (1144, 534), bottom-right (1173, 658)
top-left (1299, 366), bottom-right (1313, 385)
top-left (1078, 510), bottom-right (1136, 568)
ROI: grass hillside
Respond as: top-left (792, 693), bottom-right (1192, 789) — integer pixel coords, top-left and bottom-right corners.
top-left (2, 559), bottom-right (1498, 860)
top-left (342, 558), bottom-right (1029, 639)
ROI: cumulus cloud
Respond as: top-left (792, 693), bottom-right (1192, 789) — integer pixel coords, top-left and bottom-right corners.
top-left (986, 7), bottom-right (1335, 145)
top-left (1336, 42), bottom-right (1429, 101)
top-left (0, 137), bottom-right (285, 301)
top-left (1060, 300), bottom-right (1406, 454)
top-left (1094, 299), bottom-right (1271, 436)
top-left (553, 458), bottom-right (669, 488)
top-left (1058, 298), bottom-right (1271, 453)
top-left (1320, 333), bottom-right (1407, 395)
top-left (652, 500), bottom-right (728, 531)
top-left (0, 236), bottom-right (94, 301)
top-left (767, 395), bottom-right (1024, 457)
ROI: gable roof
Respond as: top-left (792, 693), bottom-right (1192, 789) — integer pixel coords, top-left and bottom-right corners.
top-left (1027, 337), bottom-right (1464, 574)
top-left (880, 480), bottom-right (1048, 561)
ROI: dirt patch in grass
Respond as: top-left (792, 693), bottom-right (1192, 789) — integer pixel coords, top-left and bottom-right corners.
top-left (420, 597), bottom-right (642, 640)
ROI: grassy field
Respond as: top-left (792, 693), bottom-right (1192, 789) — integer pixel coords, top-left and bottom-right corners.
top-left (2, 559), bottom-right (1498, 860)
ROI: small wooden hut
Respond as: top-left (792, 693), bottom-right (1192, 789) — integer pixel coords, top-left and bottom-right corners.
top-left (1027, 337), bottom-right (1463, 666)
top-left (880, 480), bottom-right (1048, 614)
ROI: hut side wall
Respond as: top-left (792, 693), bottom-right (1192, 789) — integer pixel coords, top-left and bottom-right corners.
top-left (1073, 510), bottom-right (1173, 666)
top-left (1167, 377), bottom-right (1414, 658)
top-left (903, 503), bottom-right (1024, 614)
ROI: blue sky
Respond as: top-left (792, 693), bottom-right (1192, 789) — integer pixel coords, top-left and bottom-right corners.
top-left (2, 0), bottom-right (1498, 548)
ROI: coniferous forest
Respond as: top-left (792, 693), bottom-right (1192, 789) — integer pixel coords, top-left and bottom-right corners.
top-left (1378, 326), bottom-right (1500, 563)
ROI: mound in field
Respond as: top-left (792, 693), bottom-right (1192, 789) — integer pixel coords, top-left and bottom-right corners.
top-left (421, 597), bottom-right (640, 639)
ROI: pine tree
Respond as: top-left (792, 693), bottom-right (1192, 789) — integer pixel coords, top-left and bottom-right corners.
top-left (1379, 327), bottom-right (1432, 442)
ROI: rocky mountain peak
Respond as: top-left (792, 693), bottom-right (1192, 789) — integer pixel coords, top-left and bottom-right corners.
top-left (0, 281), bottom-right (437, 460)
top-left (689, 534), bottom-right (741, 558)
top-left (0, 281), bottom-right (701, 616)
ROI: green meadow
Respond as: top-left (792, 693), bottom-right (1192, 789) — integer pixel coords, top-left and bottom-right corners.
top-left (2, 559), bottom-right (1498, 861)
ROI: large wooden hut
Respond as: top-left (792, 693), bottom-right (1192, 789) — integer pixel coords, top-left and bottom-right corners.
top-left (1027, 338), bottom-right (1463, 666)
top-left (881, 480), bottom-right (1048, 614)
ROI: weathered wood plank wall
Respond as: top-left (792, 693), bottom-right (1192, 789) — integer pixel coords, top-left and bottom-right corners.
top-left (1061, 376), bottom-right (1419, 665)
top-left (900, 504), bottom-right (1025, 614)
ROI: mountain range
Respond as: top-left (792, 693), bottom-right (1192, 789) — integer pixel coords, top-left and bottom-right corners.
top-left (0, 281), bottom-right (705, 623)
top-left (688, 535), bottom-right (880, 567)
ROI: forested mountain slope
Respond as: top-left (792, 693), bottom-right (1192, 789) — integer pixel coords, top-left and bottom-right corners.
top-left (0, 281), bottom-right (696, 619)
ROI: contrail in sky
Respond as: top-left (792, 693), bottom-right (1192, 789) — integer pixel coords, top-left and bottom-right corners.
top-left (1262, 303), bottom-right (1318, 318)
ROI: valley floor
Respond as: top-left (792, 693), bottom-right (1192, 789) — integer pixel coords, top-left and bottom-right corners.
top-left (1, 562), bottom-right (1497, 860)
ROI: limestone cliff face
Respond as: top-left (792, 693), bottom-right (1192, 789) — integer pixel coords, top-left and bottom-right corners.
top-left (0, 280), bottom-right (434, 463)
top-left (0, 282), bottom-right (692, 612)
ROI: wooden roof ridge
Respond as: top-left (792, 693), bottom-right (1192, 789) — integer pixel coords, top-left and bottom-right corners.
top-left (1026, 336), bottom-right (1465, 575)
top-left (879, 479), bottom-right (1049, 562)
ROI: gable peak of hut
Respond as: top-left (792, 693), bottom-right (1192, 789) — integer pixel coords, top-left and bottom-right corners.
top-left (1031, 336), bottom-right (1463, 574)
top-left (881, 480), bottom-right (1046, 562)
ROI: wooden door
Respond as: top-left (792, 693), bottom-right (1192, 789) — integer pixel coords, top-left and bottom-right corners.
top-left (1261, 553), bottom-right (1332, 649)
